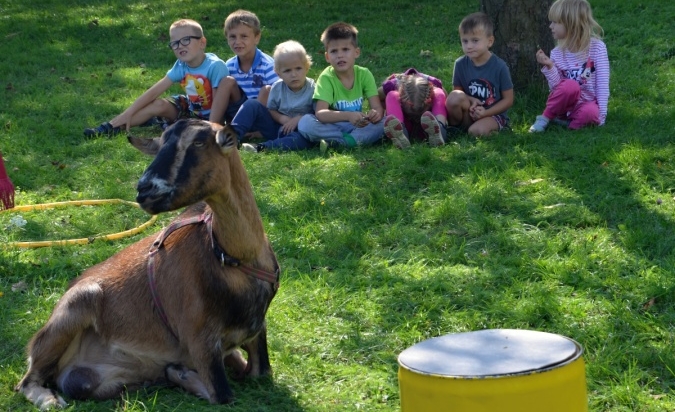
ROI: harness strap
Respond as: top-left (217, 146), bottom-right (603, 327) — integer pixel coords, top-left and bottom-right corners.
top-left (147, 214), bottom-right (206, 339)
top-left (146, 212), bottom-right (280, 339)
top-left (205, 213), bottom-right (280, 290)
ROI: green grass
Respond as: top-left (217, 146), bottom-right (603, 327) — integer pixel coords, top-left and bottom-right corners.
top-left (1, 0), bottom-right (675, 410)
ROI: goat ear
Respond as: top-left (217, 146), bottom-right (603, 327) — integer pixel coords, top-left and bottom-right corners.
top-left (127, 135), bottom-right (160, 156)
top-left (215, 124), bottom-right (238, 154)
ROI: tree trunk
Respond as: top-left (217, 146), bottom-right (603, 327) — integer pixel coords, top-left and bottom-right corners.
top-left (481, 0), bottom-right (555, 91)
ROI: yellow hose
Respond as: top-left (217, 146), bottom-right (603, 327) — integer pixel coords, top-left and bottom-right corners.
top-left (1, 199), bottom-right (157, 248)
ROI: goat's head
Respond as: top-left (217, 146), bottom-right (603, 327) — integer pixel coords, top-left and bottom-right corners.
top-left (129, 119), bottom-right (240, 215)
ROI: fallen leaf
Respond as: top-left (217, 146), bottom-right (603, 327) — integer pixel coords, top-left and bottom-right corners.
top-left (642, 297), bottom-right (656, 310)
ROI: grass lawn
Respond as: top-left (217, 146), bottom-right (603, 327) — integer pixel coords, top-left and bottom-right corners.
top-left (1, 0), bottom-right (674, 410)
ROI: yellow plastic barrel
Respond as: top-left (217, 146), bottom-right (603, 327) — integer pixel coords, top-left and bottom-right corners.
top-left (398, 329), bottom-right (587, 412)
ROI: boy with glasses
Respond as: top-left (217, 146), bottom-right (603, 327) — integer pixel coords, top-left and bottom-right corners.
top-left (84, 19), bottom-right (240, 137)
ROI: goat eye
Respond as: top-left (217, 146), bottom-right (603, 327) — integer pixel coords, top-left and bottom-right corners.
top-left (193, 141), bottom-right (204, 147)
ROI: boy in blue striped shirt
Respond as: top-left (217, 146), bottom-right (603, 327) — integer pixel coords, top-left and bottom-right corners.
top-left (224, 10), bottom-right (279, 108)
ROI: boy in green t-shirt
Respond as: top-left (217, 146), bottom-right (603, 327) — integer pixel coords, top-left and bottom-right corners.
top-left (297, 22), bottom-right (384, 153)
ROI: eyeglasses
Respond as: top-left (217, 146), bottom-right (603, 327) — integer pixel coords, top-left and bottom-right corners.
top-left (168, 36), bottom-right (202, 50)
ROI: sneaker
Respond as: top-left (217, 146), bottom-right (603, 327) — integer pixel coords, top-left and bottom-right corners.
top-left (241, 143), bottom-right (258, 153)
top-left (528, 115), bottom-right (549, 133)
top-left (384, 115), bottom-right (410, 149)
top-left (241, 143), bottom-right (264, 153)
top-left (420, 112), bottom-right (444, 147)
top-left (83, 122), bottom-right (121, 138)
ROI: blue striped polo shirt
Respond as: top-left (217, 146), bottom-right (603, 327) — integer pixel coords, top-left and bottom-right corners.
top-left (226, 48), bottom-right (279, 99)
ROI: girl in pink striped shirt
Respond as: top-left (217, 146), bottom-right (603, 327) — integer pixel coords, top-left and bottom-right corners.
top-left (529, 0), bottom-right (609, 133)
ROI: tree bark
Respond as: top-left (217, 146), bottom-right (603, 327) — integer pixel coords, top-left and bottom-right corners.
top-left (481, 0), bottom-right (555, 90)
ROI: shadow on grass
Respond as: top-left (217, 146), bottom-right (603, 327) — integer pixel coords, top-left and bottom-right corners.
top-left (249, 107), bottom-right (675, 404)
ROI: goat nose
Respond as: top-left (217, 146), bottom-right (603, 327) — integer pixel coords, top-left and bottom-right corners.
top-left (136, 180), bottom-right (153, 202)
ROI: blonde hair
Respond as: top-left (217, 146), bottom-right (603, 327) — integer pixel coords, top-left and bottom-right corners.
top-left (224, 9), bottom-right (261, 35)
top-left (320, 22), bottom-right (358, 49)
top-left (398, 75), bottom-right (434, 119)
top-left (548, 0), bottom-right (603, 53)
top-left (170, 19), bottom-right (203, 38)
top-left (273, 40), bottom-right (312, 71)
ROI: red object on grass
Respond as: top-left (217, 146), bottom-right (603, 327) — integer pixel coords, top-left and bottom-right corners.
top-left (0, 151), bottom-right (15, 209)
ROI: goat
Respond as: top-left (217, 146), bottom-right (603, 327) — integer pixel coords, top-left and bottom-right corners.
top-left (15, 119), bottom-right (279, 409)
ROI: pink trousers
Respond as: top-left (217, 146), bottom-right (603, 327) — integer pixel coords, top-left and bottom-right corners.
top-left (386, 87), bottom-right (447, 138)
top-left (543, 79), bottom-right (599, 130)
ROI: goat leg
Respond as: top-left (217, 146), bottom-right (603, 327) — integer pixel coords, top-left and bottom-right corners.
top-left (16, 282), bottom-right (102, 410)
top-left (224, 350), bottom-right (247, 378)
top-left (240, 324), bottom-right (272, 378)
top-left (165, 364), bottom-right (213, 401)
top-left (186, 345), bottom-right (235, 404)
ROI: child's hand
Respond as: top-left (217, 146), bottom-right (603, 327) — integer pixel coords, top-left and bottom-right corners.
top-left (110, 112), bottom-right (132, 132)
top-left (281, 116), bottom-right (301, 135)
top-left (535, 49), bottom-right (553, 69)
top-left (470, 105), bottom-right (486, 120)
top-left (364, 109), bottom-right (382, 124)
top-left (468, 98), bottom-right (485, 121)
top-left (348, 112), bottom-right (369, 127)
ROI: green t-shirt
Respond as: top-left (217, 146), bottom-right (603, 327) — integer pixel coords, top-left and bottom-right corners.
top-left (312, 65), bottom-right (378, 112)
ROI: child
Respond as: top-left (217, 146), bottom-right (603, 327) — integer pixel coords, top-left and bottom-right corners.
top-left (297, 22), bottom-right (384, 153)
top-left (528, 0), bottom-right (609, 132)
top-left (84, 19), bottom-right (239, 137)
top-left (233, 40), bottom-right (316, 153)
top-left (379, 68), bottom-right (447, 149)
top-left (445, 12), bottom-right (514, 137)
top-left (223, 10), bottom-right (280, 107)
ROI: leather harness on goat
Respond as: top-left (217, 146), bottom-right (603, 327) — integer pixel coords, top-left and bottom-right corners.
top-left (147, 211), bottom-right (280, 340)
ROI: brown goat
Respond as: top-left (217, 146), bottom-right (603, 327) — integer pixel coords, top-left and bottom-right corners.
top-left (15, 119), bottom-right (279, 409)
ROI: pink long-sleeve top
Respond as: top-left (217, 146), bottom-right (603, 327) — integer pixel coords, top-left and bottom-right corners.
top-left (542, 37), bottom-right (610, 125)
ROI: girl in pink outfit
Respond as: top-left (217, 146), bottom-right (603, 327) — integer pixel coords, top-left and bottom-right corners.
top-left (379, 68), bottom-right (448, 149)
top-left (529, 0), bottom-right (609, 132)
